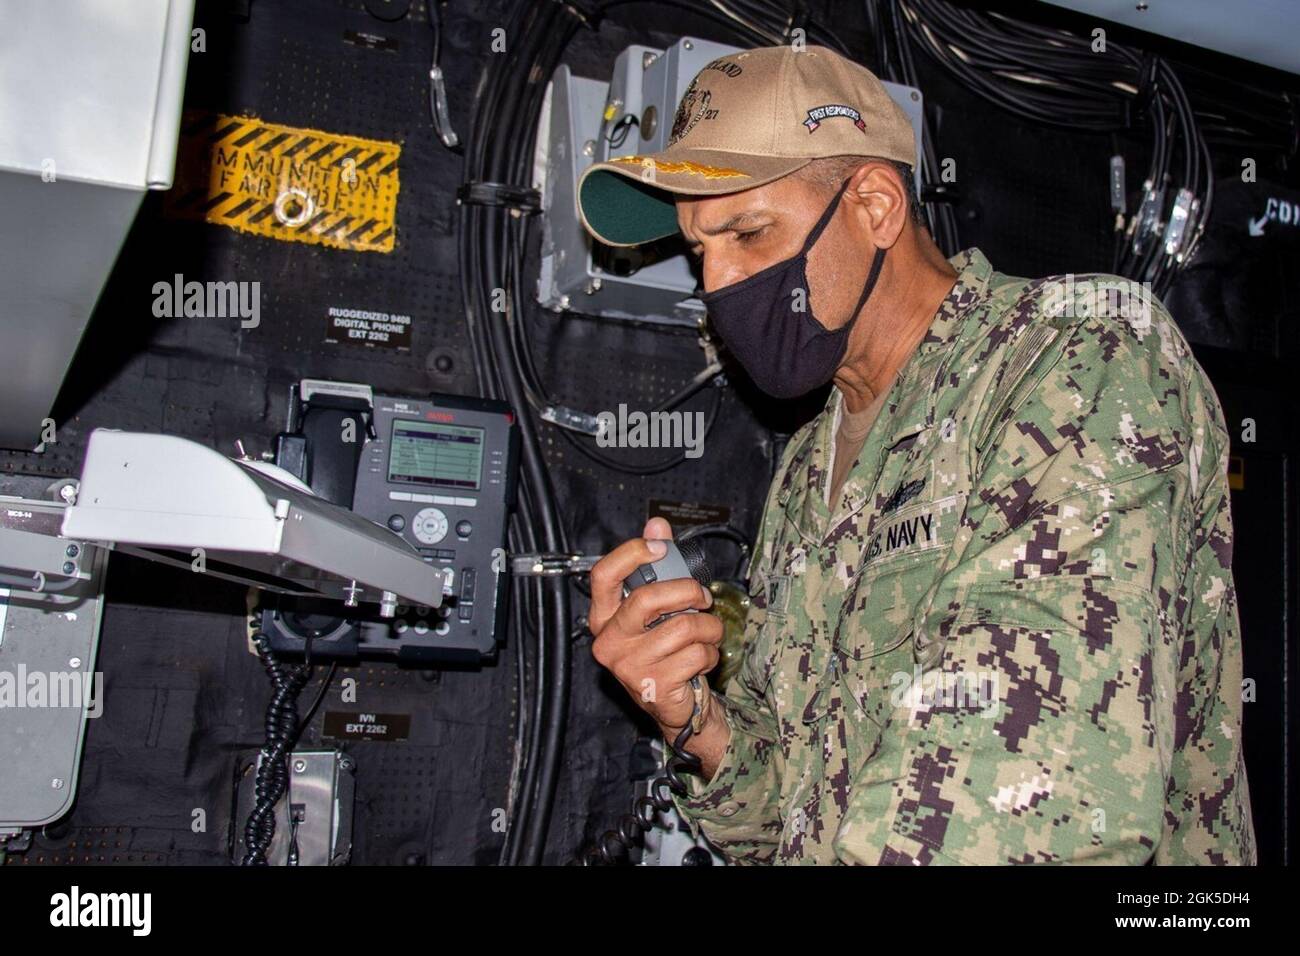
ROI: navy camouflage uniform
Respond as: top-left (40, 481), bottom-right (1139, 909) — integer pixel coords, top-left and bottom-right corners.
top-left (672, 248), bottom-right (1258, 865)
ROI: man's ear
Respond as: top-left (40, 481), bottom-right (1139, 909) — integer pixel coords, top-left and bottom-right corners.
top-left (852, 163), bottom-right (908, 246)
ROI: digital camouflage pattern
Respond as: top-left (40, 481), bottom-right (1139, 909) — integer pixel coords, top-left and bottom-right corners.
top-left (672, 248), bottom-right (1257, 865)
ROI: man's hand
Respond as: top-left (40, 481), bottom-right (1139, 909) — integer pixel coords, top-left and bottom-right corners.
top-left (588, 517), bottom-right (732, 775)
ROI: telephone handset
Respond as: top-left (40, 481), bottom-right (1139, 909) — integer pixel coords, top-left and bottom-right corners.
top-left (572, 539), bottom-right (715, 865)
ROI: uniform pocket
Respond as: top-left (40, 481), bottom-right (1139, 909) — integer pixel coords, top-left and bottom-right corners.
top-left (825, 549), bottom-right (949, 727)
top-left (882, 576), bottom-right (1170, 863)
top-left (736, 566), bottom-right (784, 702)
top-left (739, 617), bottom-right (784, 703)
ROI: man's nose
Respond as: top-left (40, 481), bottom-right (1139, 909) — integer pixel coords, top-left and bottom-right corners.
top-left (701, 255), bottom-right (743, 295)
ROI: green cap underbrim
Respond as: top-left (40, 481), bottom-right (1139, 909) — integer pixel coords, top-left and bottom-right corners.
top-left (578, 168), bottom-right (680, 247)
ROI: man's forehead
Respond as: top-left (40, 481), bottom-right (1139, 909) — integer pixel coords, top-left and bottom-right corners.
top-left (678, 203), bottom-right (773, 242)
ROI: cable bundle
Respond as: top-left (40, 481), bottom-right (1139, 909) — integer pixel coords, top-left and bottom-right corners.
top-left (602, 0), bottom-right (856, 55)
top-left (867, 0), bottom-right (962, 254)
top-left (876, 0), bottom-right (1294, 296)
top-left (459, 0), bottom-right (585, 867)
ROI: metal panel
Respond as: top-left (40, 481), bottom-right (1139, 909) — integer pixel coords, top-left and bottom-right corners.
top-left (61, 429), bottom-right (449, 608)
top-left (231, 750), bottom-right (356, 866)
top-left (537, 37), bottom-right (925, 327)
top-left (1038, 0), bottom-right (1300, 75)
top-left (0, 0), bottom-right (195, 449)
top-left (0, 505), bottom-right (108, 831)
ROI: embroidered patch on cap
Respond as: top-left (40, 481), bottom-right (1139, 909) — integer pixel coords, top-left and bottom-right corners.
top-left (803, 104), bottom-right (867, 133)
top-left (607, 155), bottom-right (750, 179)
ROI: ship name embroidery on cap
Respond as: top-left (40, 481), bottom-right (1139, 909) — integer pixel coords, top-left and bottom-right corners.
top-left (703, 57), bottom-right (743, 78)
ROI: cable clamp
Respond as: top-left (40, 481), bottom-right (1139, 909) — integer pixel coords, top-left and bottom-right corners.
top-left (456, 180), bottom-right (543, 215)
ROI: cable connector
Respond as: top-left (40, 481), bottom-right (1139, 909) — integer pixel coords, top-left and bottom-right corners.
top-left (511, 553), bottom-right (601, 577)
top-left (1176, 196), bottom-right (1203, 264)
top-left (1162, 188), bottom-right (1195, 260)
top-left (1109, 155), bottom-right (1126, 214)
top-left (1131, 179), bottom-right (1164, 257)
top-left (539, 404), bottom-right (602, 436)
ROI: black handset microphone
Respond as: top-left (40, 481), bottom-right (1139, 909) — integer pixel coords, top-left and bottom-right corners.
top-left (623, 538), bottom-right (714, 736)
top-left (622, 537), bottom-right (712, 624)
top-left (572, 539), bottom-right (715, 866)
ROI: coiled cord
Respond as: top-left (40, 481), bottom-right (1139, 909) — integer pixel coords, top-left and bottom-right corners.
top-left (572, 717), bottom-right (703, 865)
top-left (241, 630), bottom-right (313, 866)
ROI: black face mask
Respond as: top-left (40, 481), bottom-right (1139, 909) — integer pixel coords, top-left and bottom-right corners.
top-left (697, 176), bottom-right (887, 399)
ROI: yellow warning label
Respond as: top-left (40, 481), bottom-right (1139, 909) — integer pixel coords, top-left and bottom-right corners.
top-left (165, 110), bottom-right (400, 253)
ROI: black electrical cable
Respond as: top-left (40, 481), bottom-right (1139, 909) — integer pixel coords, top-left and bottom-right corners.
top-left (600, 0), bottom-right (776, 46)
top-left (242, 630), bottom-right (313, 866)
top-left (707, 0), bottom-right (786, 44)
top-left (507, 549), bottom-right (548, 870)
top-left (605, 113), bottom-right (639, 149)
top-left (570, 570), bottom-right (592, 600)
top-left (505, 215), bottom-right (554, 410)
top-left (880, 0), bottom-right (959, 253)
top-left (427, 0), bottom-right (442, 63)
top-left (461, 0), bottom-right (581, 865)
top-left (498, 522), bottom-right (533, 865)
top-left (891, 0), bottom-right (1221, 290)
top-left (678, 521), bottom-right (753, 580)
top-left (498, 519), bottom-right (536, 865)
top-left (297, 661), bottom-right (338, 737)
top-left (599, 0), bottom-right (849, 54)
top-left (572, 720), bottom-right (703, 864)
top-left (500, 488), bottom-right (543, 866)
top-left (464, 17), bottom-right (538, 865)
top-left (555, 385), bottom-right (724, 476)
top-left (518, 572), bottom-right (552, 864)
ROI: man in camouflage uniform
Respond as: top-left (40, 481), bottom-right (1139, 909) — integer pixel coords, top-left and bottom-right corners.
top-left (580, 44), bottom-right (1256, 864)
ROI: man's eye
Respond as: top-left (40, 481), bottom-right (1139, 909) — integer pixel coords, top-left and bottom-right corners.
top-left (735, 227), bottom-right (766, 245)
